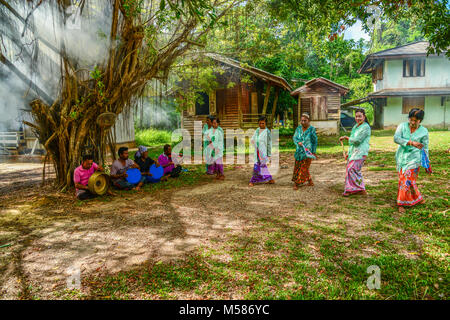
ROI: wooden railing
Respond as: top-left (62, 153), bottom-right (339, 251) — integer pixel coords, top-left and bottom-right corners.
top-left (239, 114), bottom-right (273, 128)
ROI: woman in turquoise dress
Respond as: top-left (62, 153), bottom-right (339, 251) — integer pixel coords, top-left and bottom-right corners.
top-left (292, 113), bottom-right (318, 189)
top-left (394, 108), bottom-right (430, 213)
top-left (249, 116), bottom-right (274, 186)
top-left (339, 108), bottom-right (371, 196)
top-left (203, 115), bottom-right (213, 174)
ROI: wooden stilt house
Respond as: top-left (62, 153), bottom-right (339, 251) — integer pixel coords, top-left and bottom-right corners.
top-left (181, 54), bottom-right (292, 136)
top-left (291, 77), bottom-right (349, 135)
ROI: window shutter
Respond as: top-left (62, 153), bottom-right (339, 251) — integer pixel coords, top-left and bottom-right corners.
top-left (319, 96), bottom-right (328, 120)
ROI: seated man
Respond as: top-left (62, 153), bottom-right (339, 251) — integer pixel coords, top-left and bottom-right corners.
top-left (134, 145), bottom-right (162, 182)
top-left (158, 144), bottom-right (183, 178)
top-left (110, 147), bottom-right (145, 191)
top-left (74, 154), bottom-right (113, 200)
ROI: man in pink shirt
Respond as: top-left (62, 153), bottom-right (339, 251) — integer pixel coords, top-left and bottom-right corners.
top-left (73, 154), bottom-right (111, 200)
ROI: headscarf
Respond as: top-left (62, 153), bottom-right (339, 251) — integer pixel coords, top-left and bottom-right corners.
top-left (135, 145), bottom-right (148, 158)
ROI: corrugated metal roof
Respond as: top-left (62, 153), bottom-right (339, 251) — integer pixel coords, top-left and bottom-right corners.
top-left (342, 87), bottom-right (450, 107)
top-left (369, 87), bottom-right (450, 97)
top-left (291, 77), bottom-right (349, 96)
top-left (358, 41), bottom-right (448, 73)
top-left (205, 53), bottom-right (292, 91)
top-left (370, 41), bottom-right (430, 57)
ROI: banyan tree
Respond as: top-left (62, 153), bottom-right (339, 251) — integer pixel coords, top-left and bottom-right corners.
top-left (0, 0), bottom-right (239, 190)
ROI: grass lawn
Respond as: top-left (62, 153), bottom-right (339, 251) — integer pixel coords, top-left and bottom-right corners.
top-left (73, 129), bottom-right (449, 300)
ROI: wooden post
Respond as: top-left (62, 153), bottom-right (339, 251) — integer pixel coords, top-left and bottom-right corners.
top-left (237, 82), bottom-right (242, 116)
top-left (209, 90), bottom-right (216, 115)
top-left (294, 95), bottom-right (301, 129)
top-left (262, 83), bottom-right (272, 115)
top-left (270, 87), bottom-right (279, 127)
top-left (251, 92), bottom-right (258, 114)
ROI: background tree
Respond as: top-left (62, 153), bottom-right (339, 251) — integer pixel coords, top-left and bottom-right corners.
top-left (0, 0), bottom-right (240, 190)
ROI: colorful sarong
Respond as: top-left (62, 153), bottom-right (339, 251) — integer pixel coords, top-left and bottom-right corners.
top-left (207, 163), bottom-right (216, 175)
top-left (250, 162), bottom-right (272, 184)
top-left (397, 167), bottom-right (423, 206)
top-left (292, 158), bottom-right (312, 185)
top-left (208, 157), bottom-right (224, 175)
top-left (343, 156), bottom-right (366, 195)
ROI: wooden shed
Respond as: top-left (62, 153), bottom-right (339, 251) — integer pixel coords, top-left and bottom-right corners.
top-left (181, 53), bottom-right (292, 137)
top-left (291, 77), bottom-right (349, 135)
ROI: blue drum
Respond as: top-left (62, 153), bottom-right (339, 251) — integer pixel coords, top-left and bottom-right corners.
top-left (126, 168), bottom-right (142, 184)
top-left (146, 164), bottom-right (164, 183)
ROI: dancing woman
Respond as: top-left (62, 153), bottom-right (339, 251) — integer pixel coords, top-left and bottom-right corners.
top-left (249, 116), bottom-right (275, 187)
top-left (339, 108), bottom-right (371, 196)
top-left (394, 108), bottom-right (430, 213)
top-left (292, 113), bottom-right (318, 189)
top-left (205, 118), bottom-right (225, 179)
top-left (203, 115), bottom-right (214, 173)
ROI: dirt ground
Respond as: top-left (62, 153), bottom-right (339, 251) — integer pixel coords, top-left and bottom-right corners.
top-left (0, 162), bottom-right (55, 196)
top-left (0, 154), bottom-right (397, 299)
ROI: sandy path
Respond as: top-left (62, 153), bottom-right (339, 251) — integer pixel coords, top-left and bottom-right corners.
top-left (0, 155), bottom-right (397, 299)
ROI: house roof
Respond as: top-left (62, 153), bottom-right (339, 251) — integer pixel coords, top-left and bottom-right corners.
top-left (341, 87), bottom-right (450, 108)
top-left (369, 87), bottom-right (450, 97)
top-left (290, 77), bottom-right (349, 96)
top-left (358, 41), bottom-right (447, 73)
top-left (205, 53), bottom-right (292, 91)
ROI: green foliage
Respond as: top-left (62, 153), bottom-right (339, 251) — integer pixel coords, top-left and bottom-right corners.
top-left (267, 0), bottom-right (449, 58)
top-left (135, 128), bottom-right (174, 146)
top-left (369, 18), bottom-right (426, 54)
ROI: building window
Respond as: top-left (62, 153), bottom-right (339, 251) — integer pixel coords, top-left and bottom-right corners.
top-left (195, 92), bottom-right (210, 115)
top-left (402, 96), bottom-right (424, 114)
top-left (372, 63), bottom-right (383, 82)
top-left (403, 59), bottom-right (425, 77)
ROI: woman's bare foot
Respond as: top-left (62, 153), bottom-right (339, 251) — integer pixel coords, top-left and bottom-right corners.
top-left (307, 180), bottom-right (314, 186)
top-left (359, 190), bottom-right (368, 195)
top-left (248, 183), bottom-right (254, 187)
top-left (293, 184), bottom-right (299, 190)
top-left (418, 199), bottom-right (426, 205)
top-left (342, 193), bottom-right (350, 197)
top-left (398, 206), bottom-right (406, 213)
top-left (106, 190), bottom-right (116, 196)
top-left (268, 180), bottom-right (275, 184)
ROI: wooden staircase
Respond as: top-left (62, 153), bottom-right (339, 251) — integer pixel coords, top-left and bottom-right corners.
top-left (219, 113), bottom-right (239, 129)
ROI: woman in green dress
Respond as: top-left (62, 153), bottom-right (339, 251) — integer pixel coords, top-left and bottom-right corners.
top-left (249, 116), bottom-right (274, 186)
top-left (339, 108), bottom-right (371, 196)
top-left (394, 108), bottom-right (430, 213)
top-left (203, 115), bottom-right (213, 174)
top-left (292, 113), bottom-right (318, 189)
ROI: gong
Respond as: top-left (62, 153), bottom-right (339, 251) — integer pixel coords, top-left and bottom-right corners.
top-left (88, 172), bottom-right (110, 195)
top-left (96, 112), bottom-right (117, 129)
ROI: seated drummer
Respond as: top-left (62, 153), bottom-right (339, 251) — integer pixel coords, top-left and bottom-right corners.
top-left (110, 147), bottom-right (145, 191)
top-left (74, 154), bottom-right (113, 200)
top-left (158, 144), bottom-right (183, 178)
top-left (134, 145), bottom-right (162, 181)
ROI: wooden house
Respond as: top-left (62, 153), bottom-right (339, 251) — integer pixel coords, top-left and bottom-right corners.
top-left (291, 77), bottom-right (349, 135)
top-left (181, 53), bottom-right (292, 137)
